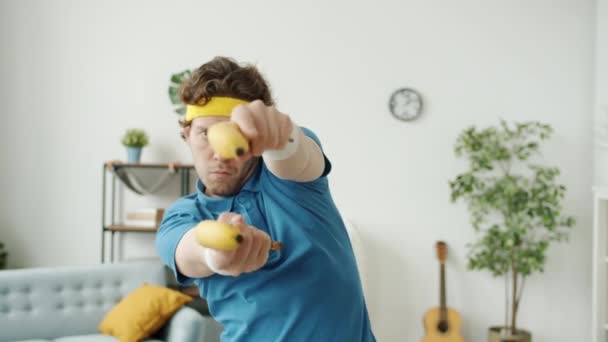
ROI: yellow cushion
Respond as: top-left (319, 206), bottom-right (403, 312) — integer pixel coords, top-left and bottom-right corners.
top-left (99, 283), bottom-right (193, 342)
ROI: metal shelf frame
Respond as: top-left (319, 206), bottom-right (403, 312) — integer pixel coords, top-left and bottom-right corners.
top-left (101, 161), bottom-right (194, 263)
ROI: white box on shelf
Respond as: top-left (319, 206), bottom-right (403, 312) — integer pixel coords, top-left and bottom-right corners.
top-left (124, 208), bottom-right (165, 227)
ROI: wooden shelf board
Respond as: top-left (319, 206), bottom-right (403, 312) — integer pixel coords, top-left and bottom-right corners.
top-left (104, 225), bottom-right (158, 232)
top-left (104, 161), bottom-right (194, 169)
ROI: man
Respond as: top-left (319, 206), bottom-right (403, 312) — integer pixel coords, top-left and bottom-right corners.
top-left (156, 56), bottom-right (376, 341)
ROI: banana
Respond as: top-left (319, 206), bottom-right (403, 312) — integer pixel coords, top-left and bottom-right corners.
top-left (194, 220), bottom-right (283, 252)
top-left (195, 220), bottom-right (243, 251)
top-left (207, 121), bottom-right (249, 159)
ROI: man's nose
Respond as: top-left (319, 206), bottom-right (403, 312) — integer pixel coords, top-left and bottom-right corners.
top-left (212, 151), bottom-right (232, 162)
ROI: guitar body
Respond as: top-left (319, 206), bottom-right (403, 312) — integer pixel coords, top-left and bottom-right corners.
top-left (422, 241), bottom-right (464, 342)
top-left (422, 307), bottom-right (464, 342)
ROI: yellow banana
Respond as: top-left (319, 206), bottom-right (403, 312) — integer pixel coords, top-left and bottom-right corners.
top-left (195, 220), bottom-right (243, 251)
top-left (207, 121), bottom-right (249, 159)
top-left (194, 220), bottom-right (283, 252)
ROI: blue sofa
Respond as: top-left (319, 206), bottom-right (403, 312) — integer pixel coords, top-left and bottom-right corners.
top-left (0, 260), bottom-right (222, 342)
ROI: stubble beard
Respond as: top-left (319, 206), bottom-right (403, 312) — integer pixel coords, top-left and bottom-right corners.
top-left (204, 157), bottom-right (261, 197)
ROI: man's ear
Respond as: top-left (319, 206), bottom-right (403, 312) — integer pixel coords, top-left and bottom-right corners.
top-left (181, 126), bottom-right (191, 141)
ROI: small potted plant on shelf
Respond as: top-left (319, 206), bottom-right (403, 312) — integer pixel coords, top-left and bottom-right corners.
top-left (449, 120), bottom-right (575, 342)
top-left (121, 128), bottom-right (149, 163)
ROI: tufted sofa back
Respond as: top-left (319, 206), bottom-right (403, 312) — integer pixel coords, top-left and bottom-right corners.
top-left (0, 260), bottom-right (167, 342)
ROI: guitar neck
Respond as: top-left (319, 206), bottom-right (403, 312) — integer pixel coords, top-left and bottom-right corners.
top-left (440, 263), bottom-right (447, 320)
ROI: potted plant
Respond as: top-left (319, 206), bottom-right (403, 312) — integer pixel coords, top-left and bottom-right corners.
top-left (168, 69), bottom-right (192, 116)
top-left (121, 128), bottom-right (149, 163)
top-left (0, 240), bottom-right (7, 270)
top-left (448, 120), bottom-right (575, 342)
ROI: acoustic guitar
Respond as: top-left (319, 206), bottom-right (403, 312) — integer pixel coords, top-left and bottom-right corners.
top-left (422, 241), bottom-right (464, 342)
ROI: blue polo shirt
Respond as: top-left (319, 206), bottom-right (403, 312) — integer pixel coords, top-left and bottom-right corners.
top-left (156, 129), bottom-right (376, 342)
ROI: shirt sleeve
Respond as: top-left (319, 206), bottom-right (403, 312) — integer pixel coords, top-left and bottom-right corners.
top-left (262, 127), bottom-right (332, 199)
top-left (301, 127), bottom-right (332, 178)
top-left (155, 198), bottom-right (201, 286)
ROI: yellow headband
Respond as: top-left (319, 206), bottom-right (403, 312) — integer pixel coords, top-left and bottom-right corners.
top-left (185, 97), bottom-right (250, 122)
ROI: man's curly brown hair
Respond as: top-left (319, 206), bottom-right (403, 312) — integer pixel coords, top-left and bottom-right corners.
top-left (179, 56), bottom-right (274, 127)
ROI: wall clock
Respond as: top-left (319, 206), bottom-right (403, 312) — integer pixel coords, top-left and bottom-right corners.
top-left (388, 88), bottom-right (423, 122)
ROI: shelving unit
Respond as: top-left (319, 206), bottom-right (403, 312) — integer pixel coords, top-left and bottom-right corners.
top-left (592, 186), bottom-right (608, 342)
top-left (101, 161), bottom-right (195, 263)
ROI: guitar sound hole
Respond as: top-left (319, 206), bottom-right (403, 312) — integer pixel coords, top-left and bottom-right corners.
top-left (437, 320), bottom-right (449, 333)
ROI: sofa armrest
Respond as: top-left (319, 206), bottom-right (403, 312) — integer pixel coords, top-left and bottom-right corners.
top-left (162, 306), bottom-right (222, 342)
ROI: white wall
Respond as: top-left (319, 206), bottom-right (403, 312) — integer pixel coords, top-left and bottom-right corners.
top-left (593, 2), bottom-right (607, 340)
top-left (596, 0), bottom-right (608, 184)
top-left (0, 0), bottom-right (595, 341)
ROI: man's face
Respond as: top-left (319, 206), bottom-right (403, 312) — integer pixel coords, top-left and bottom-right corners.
top-left (184, 117), bottom-right (259, 197)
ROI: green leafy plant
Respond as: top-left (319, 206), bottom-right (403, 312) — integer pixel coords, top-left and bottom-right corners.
top-left (449, 120), bottom-right (575, 337)
top-left (168, 70), bottom-right (192, 115)
top-left (121, 129), bottom-right (149, 148)
top-left (0, 241), bottom-right (7, 270)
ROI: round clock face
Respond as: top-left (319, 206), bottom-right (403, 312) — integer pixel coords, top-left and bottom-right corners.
top-left (389, 88), bottom-right (423, 121)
